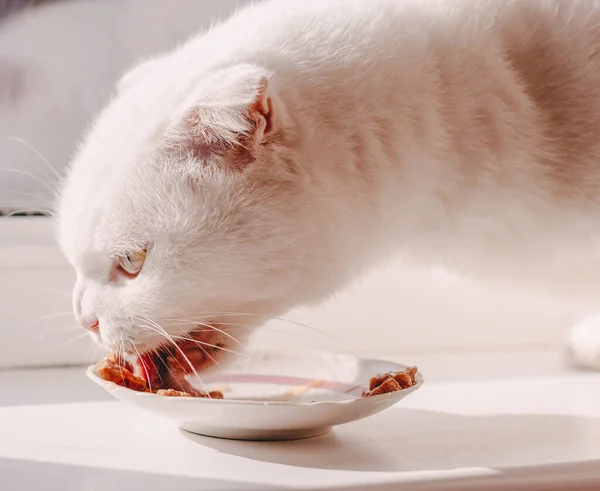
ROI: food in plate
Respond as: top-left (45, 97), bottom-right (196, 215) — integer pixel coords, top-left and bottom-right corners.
top-left (96, 355), bottom-right (149, 392)
top-left (361, 366), bottom-right (418, 397)
top-left (155, 389), bottom-right (192, 397)
top-left (96, 353), bottom-right (416, 401)
top-left (95, 354), bottom-right (223, 399)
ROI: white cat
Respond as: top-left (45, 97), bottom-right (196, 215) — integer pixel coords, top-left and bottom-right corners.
top-left (56, 0), bottom-right (600, 374)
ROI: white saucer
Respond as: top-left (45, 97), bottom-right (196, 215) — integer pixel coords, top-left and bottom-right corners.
top-left (86, 349), bottom-right (423, 441)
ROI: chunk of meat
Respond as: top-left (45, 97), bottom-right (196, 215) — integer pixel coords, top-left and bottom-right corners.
top-left (368, 377), bottom-right (401, 396)
top-left (155, 388), bottom-right (224, 398)
top-left (362, 366), bottom-right (419, 398)
top-left (96, 356), bottom-right (149, 392)
top-left (95, 354), bottom-right (224, 399)
top-left (156, 389), bottom-right (192, 397)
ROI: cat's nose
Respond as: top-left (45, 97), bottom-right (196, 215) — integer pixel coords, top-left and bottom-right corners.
top-left (82, 317), bottom-right (99, 333)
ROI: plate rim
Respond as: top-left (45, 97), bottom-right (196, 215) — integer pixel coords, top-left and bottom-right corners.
top-left (86, 349), bottom-right (423, 407)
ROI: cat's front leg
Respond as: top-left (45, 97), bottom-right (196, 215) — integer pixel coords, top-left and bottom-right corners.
top-left (567, 313), bottom-right (600, 370)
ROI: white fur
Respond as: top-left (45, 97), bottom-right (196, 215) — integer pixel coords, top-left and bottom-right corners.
top-left (56, 0), bottom-right (600, 365)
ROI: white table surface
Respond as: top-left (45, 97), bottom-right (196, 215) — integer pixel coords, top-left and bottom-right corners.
top-left (2, 349), bottom-right (600, 491)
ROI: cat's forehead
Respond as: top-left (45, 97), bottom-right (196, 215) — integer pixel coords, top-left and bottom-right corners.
top-left (83, 92), bottom-right (172, 167)
top-left (57, 63), bottom-right (254, 262)
top-left (58, 104), bottom-right (184, 257)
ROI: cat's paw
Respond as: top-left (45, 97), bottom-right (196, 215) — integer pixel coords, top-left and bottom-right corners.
top-left (566, 313), bottom-right (600, 370)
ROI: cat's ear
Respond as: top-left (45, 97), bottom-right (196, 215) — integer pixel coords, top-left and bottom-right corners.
top-left (242, 75), bottom-right (274, 145)
top-left (166, 65), bottom-right (277, 170)
top-left (117, 57), bottom-right (162, 94)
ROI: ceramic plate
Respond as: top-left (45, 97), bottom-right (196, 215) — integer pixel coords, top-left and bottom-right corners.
top-left (87, 349), bottom-right (423, 441)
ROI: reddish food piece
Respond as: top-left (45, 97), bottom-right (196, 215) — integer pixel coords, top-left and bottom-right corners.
top-left (369, 374), bottom-right (389, 391)
top-left (150, 355), bottom-right (219, 398)
top-left (138, 352), bottom-right (162, 389)
top-left (405, 366), bottom-right (418, 380)
top-left (368, 377), bottom-right (401, 396)
top-left (391, 372), bottom-right (413, 389)
top-left (95, 354), bottom-right (224, 399)
top-left (155, 388), bottom-right (224, 399)
top-left (108, 353), bottom-right (135, 374)
top-left (96, 356), bottom-right (149, 392)
top-left (156, 389), bottom-right (192, 397)
top-left (362, 366), bottom-right (419, 398)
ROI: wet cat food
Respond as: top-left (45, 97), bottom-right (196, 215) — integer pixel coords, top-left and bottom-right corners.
top-left (96, 355), bottom-right (149, 392)
top-left (361, 366), bottom-right (418, 397)
top-left (156, 389), bottom-right (192, 397)
top-left (95, 355), bottom-right (224, 399)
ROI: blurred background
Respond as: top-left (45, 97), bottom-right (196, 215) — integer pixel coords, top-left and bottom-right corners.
top-left (0, 0), bottom-right (591, 376)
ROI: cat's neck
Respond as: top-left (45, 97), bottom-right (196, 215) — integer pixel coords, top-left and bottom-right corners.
top-left (275, 61), bottom-right (440, 278)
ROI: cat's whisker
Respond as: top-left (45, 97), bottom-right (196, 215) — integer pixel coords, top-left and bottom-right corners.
top-left (38, 327), bottom-right (88, 345)
top-left (161, 318), bottom-right (298, 333)
top-left (62, 331), bottom-right (91, 345)
top-left (221, 325), bottom-right (321, 342)
top-left (158, 317), bottom-right (333, 348)
top-left (8, 136), bottom-right (63, 183)
top-left (35, 311), bottom-right (75, 321)
top-left (160, 318), bottom-right (243, 346)
top-left (136, 322), bottom-right (171, 348)
top-left (121, 333), bottom-right (128, 359)
top-left (157, 356), bottom-right (189, 393)
top-left (163, 310), bottom-right (340, 341)
top-left (193, 320), bottom-right (245, 349)
top-left (117, 333), bottom-right (127, 381)
top-left (137, 320), bottom-right (236, 392)
top-left (140, 316), bottom-right (206, 389)
top-left (3, 190), bottom-right (54, 205)
top-left (135, 335), bottom-right (196, 394)
top-left (150, 319), bottom-right (320, 349)
top-left (160, 318), bottom-right (317, 343)
top-left (167, 329), bottom-right (230, 371)
top-left (38, 325), bottom-right (83, 339)
top-left (161, 319), bottom-right (255, 334)
top-left (133, 342), bottom-right (165, 387)
top-left (188, 341), bottom-right (221, 370)
top-left (204, 346), bottom-right (222, 369)
top-left (0, 167), bottom-right (58, 194)
top-left (130, 340), bottom-right (153, 392)
top-left (169, 334), bottom-right (248, 358)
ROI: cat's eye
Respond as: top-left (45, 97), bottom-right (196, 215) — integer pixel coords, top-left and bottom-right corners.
top-left (117, 249), bottom-right (147, 277)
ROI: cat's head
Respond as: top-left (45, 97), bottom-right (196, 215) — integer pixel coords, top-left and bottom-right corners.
top-left (56, 61), bottom-right (333, 370)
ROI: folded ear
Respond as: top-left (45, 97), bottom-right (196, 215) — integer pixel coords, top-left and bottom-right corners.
top-left (165, 64), bottom-right (276, 170)
top-left (117, 56), bottom-right (162, 93)
top-left (245, 75), bottom-right (274, 145)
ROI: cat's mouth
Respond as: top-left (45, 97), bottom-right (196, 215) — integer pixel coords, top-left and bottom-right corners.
top-left (131, 326), bottom-right (230, 393)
